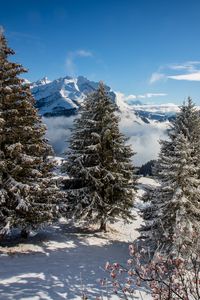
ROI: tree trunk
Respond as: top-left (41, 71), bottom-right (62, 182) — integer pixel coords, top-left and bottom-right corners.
top-left (99, 220), bottom-right (107, 232)
top-left (21, 229), bottom-right (29, 239)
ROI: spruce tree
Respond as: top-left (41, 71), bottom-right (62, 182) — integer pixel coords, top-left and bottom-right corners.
top-left (0, 31), bottom-right (59, 237)
top-left (63, 83), bottom-right (136, 231)
top-left (140, 98), bottom-right (200, 254)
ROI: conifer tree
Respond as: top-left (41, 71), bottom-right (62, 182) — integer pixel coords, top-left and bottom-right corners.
top-left (63, 83), bottom-right (136, 231)
top-left (0, 31), bottom-right (59, 237)
top-left (140, 98), bottom-right (200, 254)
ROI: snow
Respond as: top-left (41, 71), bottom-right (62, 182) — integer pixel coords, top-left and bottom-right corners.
top-left (0, 221), bottom-right (149, 300)
top-left (31, 76), bottom-right (115, 117)
top-left (31, 77), bottom-right (52, 87)
top-left (0, 177), bottom-right (158, 300)
top-left (137, 177), bottom-right (160, 195)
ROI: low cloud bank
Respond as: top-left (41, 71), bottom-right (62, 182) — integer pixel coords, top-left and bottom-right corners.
top-left (43, 116), bottom-right (168, 166)
top-left (43, 116), bottom-right (75, 155)
top-left (119, 115), bottom-right (168, 166)
top-left (123, 124), bottom-right (168, 166)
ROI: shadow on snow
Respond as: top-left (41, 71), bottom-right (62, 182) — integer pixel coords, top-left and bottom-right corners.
top-left (0, 223), bottom-right (149, 299)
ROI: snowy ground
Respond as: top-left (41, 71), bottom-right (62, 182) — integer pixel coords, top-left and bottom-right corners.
top-left (0, 177), bottom-right (157, 300)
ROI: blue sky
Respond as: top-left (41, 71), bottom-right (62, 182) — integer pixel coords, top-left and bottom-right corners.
top-left (1, 0), bottom-right (200, 104)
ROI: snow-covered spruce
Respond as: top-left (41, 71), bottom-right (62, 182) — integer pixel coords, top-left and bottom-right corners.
top-left (62, 82), bottom-right (137, 231)
top-left (140, 98), bottom-right (200, 255)
top-left (0, 32), bottom-right (61, 237)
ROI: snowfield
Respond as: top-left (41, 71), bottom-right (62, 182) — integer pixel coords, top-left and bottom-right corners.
top-left (0, 178), bottom-right (157, 300)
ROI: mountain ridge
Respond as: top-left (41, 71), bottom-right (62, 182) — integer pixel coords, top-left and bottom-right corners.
top-left (30, 75), bottom-right (179, 122)
top-left (31, 75), bottom-right (116, 117)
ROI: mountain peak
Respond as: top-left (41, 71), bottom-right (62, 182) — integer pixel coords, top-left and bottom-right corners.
top-left (31, 75), bottom-right (116, 117)
top-left (32, 76), bottom-right (51, 87)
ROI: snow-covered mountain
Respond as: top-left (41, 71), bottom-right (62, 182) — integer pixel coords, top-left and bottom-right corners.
top-left (31, 76), bottom-right (116, 117)
top-left (30, 75), bottom-right (178, 122)
top-left (30, 75), bottom-right (179, 164)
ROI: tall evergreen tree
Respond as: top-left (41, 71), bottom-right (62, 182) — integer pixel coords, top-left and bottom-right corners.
top-left (140, 98), bottom-right (200, 254)
top-left (0, 31), bottom-right (59, 237)
top-left (63, 83), bottom-right (136, 231)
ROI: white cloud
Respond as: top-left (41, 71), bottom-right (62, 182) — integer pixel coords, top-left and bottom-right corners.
top-left (43, 116), bottom-right (75, 155)
top-left (76, 50), bottom-right (93, 57)
top-left (66, 49), bottom-right (93, 76)
top-left (150, 61), bottom-right (200, 83)
top-left (139, 92), bottom-right (167, 98)
top-left (66, 55), bottom-right (75, 75)
top-left (119, 115), bottom-right (168, 165)
top-left (128, 128), bottom-right (166, 166)
top-left (125, 94), bottom-right (137, 100)
top-left (149, 72), bottom-right (166, 84)
top-left (43, 114), bottom-right (169, 166)
top-left (169, 61), bottom-right (200, 72)
top-left (118, 91), bottom-right (167, 102)
top-left (168, 72), bottom-right (200, 81)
